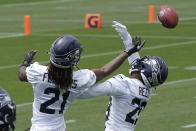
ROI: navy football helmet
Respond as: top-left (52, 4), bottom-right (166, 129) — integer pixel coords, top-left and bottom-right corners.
top-left (50, 35), bottom-right (83, 68)
top-left (0, 88), bottom-right (16, 130)
top-left (129, 56), bottom-right (168, 88)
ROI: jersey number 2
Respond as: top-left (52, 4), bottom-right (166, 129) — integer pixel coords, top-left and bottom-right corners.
top-left (40, 88), bottom-right (70, 114)
top-left (125, 98), bottom-right (147, 125)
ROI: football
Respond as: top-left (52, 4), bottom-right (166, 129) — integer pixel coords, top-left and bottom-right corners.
top-left (157, 5), bottom-right (178, 28)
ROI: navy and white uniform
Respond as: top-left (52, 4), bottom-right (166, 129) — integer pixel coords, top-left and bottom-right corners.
top-left (26, 62), bottom-right (96, 131)
top-left (79, 74), bottom-right (152, 131)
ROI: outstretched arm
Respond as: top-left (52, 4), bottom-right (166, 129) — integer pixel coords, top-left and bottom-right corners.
top-left (93, 34), bottom-right (145, 82)
top-left (18, 50), bottom-right (37, 82)
top-left (112, 21), bottom-right (144, 65)
top-left (92, 52), bottom-right (128, 82)
top-left (127, 36), bottom-right (144, 65)
top-left (78, 81), bottom-right (112, 99)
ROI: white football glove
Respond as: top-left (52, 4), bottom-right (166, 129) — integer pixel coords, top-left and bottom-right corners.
top-left (112, 21), bottom-right (133, 50)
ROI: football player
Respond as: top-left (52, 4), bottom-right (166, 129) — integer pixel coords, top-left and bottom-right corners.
top-left (0, 88), bottom-right (16, 131)
top-left (78, 21), bottom-right (168, 131)
top-left (18, 26), bottom-right (145, 131)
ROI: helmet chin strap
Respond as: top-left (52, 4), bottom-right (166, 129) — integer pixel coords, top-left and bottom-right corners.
top-left (140, 73), bottom-right (151, 88)
top-left (129, 68), bottom-right (139, 75)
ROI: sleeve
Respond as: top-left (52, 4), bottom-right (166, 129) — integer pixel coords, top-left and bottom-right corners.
top-left (128, 52), bottom-right (140, 66)
top-left (77, 81), bottom-right (112, 99)
top-left (83, 69), bottom-right (96, 87)
top-left (78, 75), bottom-right (125, 99)
top-left (26, 62), bottom-right (41, 85)
top-left (73, 69), bottom-right (96, 89)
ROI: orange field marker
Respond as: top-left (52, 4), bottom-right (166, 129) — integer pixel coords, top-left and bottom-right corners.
top-left (149, 5), bottom-right (155, 24)
top-left (24, 15), bottom-right (31, 35)
top-left (84, 14), bottom-right (102, 28)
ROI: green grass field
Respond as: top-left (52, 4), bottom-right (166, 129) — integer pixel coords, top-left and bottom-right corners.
top-left (0, 0), bottom-right (196, 130)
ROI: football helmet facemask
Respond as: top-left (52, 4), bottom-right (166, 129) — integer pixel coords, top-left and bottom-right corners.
top-left (0, 88), bottom-right (16, 131)
top-left (50, 35), bottom-right (82, 68)
top-left (129, 56), bottom-right (168, 88)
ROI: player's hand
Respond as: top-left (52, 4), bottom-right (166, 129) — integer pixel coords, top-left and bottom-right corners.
top-left (125, 36), bottom-right (146, 56)
top-left (112, 21), bottom-right (133, 49)
top-left (22, 50), bottom-right (37, 66)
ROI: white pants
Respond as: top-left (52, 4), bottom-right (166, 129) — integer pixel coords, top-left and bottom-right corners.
top-left (105, 126), bottom-right (134, 131)
top-left (30, 124), bottom-right (66, 131)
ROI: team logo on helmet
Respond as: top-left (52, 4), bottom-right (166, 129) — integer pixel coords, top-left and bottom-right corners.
top-left (50, 35), bottom-right (82, 68)
top-left (144, 58), bottom-right (160, 86)
top-left (129, 56), bottom-right (168, 88)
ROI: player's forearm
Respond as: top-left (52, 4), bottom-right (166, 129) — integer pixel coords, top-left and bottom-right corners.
top-left (78, 82), bottom-right (111, 99)
top-left (100, 52), bottom-right (128, 75)
top-left (128, 52), bottom-right (140, 66)
top-left (19, 50), bottom-right (37, 82)
top-left (77, 90), bottom-right (100, 99)
top-left (93, 52), bottom-right (128, 82)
